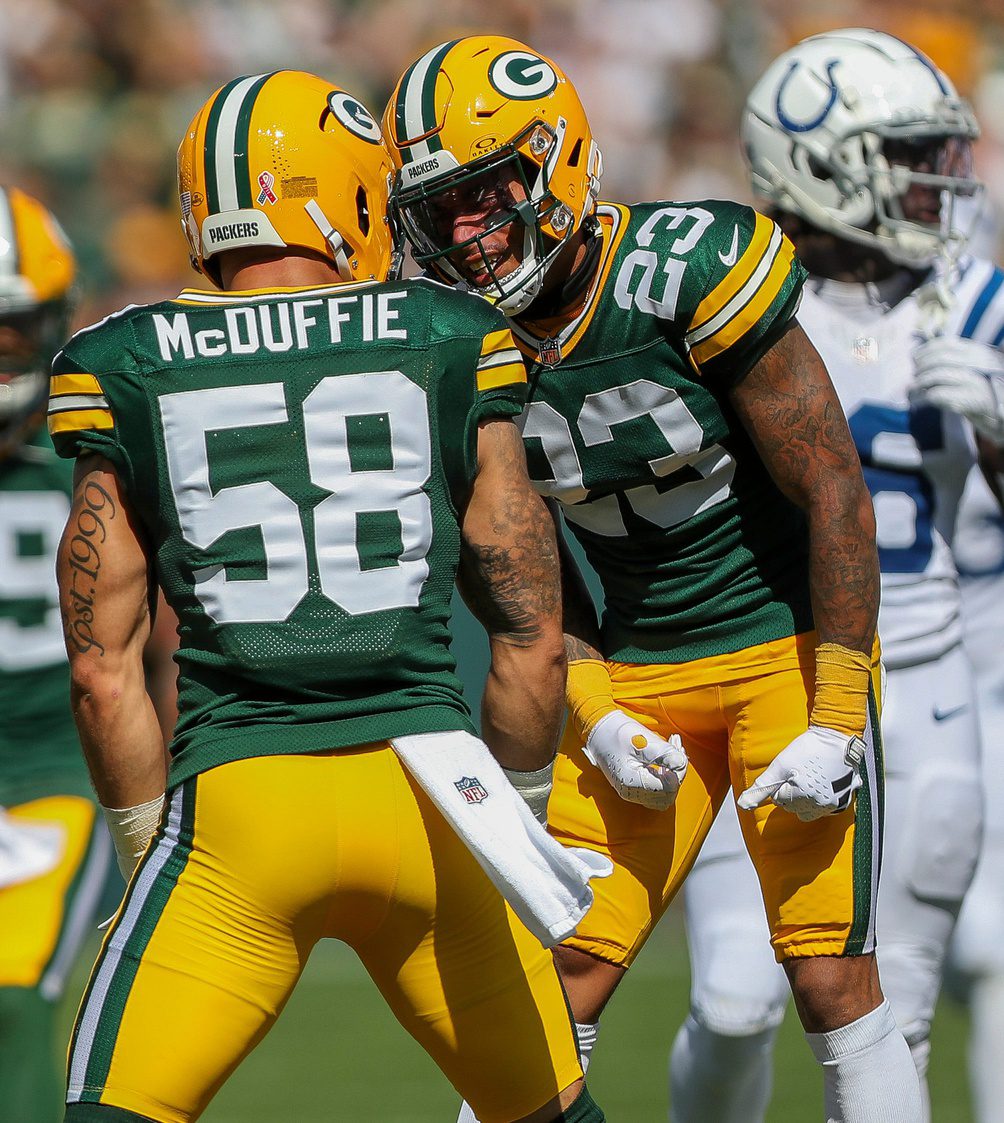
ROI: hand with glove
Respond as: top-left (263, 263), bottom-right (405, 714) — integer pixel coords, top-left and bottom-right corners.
top-left (567, 659), bottom-right (688, 811)
top-left (739, 642), bottom-right (872, 822)
top-left (909, 335), bottom-right (1004, 442)
top-left (583, 710), bottom-right (688, 811)
top-left (737, 726), bottom-right (865, 821)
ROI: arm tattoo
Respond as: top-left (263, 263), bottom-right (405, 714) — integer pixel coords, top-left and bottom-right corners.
top-left (731, 323), bottom-right (880, 652)
top-left (63, 479), bottom-right (116, 655)
top-left (460, 430), bottom-right (562, 644)
top-left (565, 632), bottom-right (602, 662)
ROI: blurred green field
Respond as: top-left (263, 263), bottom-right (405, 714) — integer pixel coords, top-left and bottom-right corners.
top-left (60, 902), bottom-right (973, 1122)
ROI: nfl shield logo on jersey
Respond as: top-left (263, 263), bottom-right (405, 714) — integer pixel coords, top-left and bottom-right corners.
top-left (454, 776), bottom-right (489, 805)
top-left (851, 336), bottom-right (879, 364)
top-left (538, 335), bottom-right (562, 367)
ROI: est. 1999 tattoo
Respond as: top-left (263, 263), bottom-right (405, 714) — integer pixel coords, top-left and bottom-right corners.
top-left (64, 479), bottom-right (116, 655)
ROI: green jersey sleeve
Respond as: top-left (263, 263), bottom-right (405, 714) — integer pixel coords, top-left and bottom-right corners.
top-left (669, 203), bottom-right (806, 385)
top-left (472, 315), bottom-right (527, 422)
top-left (47, 342), bottom-right (134, 484)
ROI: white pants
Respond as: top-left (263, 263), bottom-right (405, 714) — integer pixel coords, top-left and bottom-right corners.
top-left (949, 575), bottom-right (1004, 1123)
top-left (682, 642), bottom-right (983, 1065)
top-left (952, 574), bottom-right (1004, 977)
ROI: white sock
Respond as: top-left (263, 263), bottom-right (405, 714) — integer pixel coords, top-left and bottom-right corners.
top-left (575, 1021), bottom-right (599, 1074)
top-left (455, 1022), bottom-right (600, 1122)
top-left (669, 1013), bottom-right (775, 1123)
top-left (805, 1000), bottom-right (923, 1123)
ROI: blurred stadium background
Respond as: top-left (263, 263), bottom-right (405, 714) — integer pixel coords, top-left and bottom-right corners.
top-left (11, 0), bottom-right (998, 1117)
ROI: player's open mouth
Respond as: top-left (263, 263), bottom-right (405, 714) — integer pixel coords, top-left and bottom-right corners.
top-left (463, 252), bottom-right (509, 287)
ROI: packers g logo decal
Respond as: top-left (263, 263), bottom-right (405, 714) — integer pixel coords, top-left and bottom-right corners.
top-left (327, 91), bottom-right (382, 145)
top-left (488, 52), bottom-right (558, 100)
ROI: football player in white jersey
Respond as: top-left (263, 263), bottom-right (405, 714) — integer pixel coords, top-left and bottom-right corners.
top-left (668, 29), bottom-right (1004, 1123)
top-left (950, 453), bottom-right (1004, 1123)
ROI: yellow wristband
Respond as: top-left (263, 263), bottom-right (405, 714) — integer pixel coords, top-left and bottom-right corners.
top-left (810, 643), bottom-right (872, 738)
top-left (566, 659), bottom-right (617, 743)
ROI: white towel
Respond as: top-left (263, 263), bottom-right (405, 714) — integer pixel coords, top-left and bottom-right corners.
top-left (391, 729), bottom-right (612, 948)
top-left (0, 807), bottom-right (66, 889)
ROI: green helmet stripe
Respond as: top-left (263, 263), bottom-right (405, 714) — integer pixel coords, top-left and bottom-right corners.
top-left (394, 56), bottom-right (424, 160)
top-left (395, 39), bottom-right (460, 162)
top-left (203, 75), bottom-right (248, 214)
top-left (203, 73), bottom-right (276, 214)
top-left (233, 71), bottom-right (281, 208)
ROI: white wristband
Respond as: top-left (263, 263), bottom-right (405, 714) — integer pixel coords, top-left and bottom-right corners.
top-left (502, 761), bottom-right (554, 826)
top-left (101, 794), bottom-right (165, 881)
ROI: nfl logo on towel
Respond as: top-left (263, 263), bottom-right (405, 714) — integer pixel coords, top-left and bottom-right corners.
top-left (454, 776), bottom-right (489, 805)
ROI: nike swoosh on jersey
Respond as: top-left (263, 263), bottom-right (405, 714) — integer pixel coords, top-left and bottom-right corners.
top-left (718, 225), bottom-right (740, 267)
top-left (932, 703), bottom-right (969, 722)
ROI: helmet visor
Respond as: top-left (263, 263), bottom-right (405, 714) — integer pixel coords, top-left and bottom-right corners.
top-left (0, 303), bottom-right (67, 378)
top-left (0, 305), bottom-right (65, 432)
top-left (878, 133), bottom-right (982, 247)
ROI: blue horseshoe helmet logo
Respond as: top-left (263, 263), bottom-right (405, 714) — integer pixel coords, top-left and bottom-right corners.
top-left (775, 58), bottom-right (841, 133)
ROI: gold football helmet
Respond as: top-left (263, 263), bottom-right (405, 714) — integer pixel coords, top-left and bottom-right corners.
top-left (178, 70), bottom-right (399, 286)
top-left (0, 186), bottom-right (76, 458)
top-left (383, 36), bottom-right (602, 313)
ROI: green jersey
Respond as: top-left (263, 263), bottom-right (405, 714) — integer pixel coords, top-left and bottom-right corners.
top-left (49, 278), bottom-right (527, 788)
top-left (0, 430), bottom-right (91, 804)
top-left (516, 200), bottom-right (813, 663)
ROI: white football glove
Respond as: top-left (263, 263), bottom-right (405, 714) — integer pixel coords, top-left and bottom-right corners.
top-left (582, 711), bottom-right (688, 811)
top-left (737, 726), bottom-right (864, 823)
top-left (910, 336), bottom-right (1004, 442)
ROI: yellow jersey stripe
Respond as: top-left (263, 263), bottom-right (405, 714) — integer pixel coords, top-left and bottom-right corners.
top-left (477, 361), bottom-right (526, 393)
top-left (687, 223), bottom-right (784, 348)
top-left (689, 237), bottom-right (796, 365)
top-left (511, 204), bottom-right (631, 362)
top-left (690, 212), bottom-right (776, 334)
top-left (172, 279), bottom-right (379, 304)
top-left (50, 372), bottom-right (103, 397)
top-left (562, 206), bottom-right (630, 354)
top-left (47, 408), bottom-right (114, 436)
top-left (479, 328), bottom-right (515, 358)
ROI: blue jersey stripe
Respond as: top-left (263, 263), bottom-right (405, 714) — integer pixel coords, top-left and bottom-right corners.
top-left (961, 270), bottom-right (1004, 339)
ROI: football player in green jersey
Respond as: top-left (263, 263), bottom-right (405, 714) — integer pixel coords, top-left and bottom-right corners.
top-left (52, 70), bottom-right (605, 1123)
top-left (0, 186), bottom-right (117, 1123)
top-left (385, 35), bottom-right (923, 1122)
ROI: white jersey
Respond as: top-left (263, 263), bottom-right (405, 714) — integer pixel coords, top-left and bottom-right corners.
top-left (797, 257), bottom-right (1004, 668)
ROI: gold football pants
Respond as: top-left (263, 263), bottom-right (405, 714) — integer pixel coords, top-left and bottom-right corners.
top-left (65, 746), bottom-right (582, 1123)
top-left (0, 795), bottom-right (110, 995)
top-left (548, 632), bottom-right (883, 964)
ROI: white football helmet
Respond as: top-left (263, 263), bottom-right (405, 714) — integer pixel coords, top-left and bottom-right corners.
top-left (742, 28), bottom-right (980, 267)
